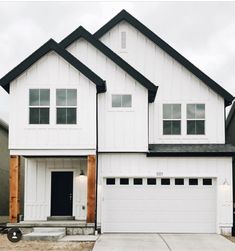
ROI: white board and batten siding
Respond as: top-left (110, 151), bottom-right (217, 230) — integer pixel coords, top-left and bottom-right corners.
top-left (98, 153), bottom-right (233, 234)
top-left (67, 38), bottom-right (148, 152)
top-left (9, 51), bottom-right (96, 155)
top-left (100, 21), bottom-right (225, 144)
top-left (24, 158), bottom-right (87, 221)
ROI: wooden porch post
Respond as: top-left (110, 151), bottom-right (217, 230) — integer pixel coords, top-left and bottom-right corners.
top-left (9, 155), bottom-right (20, 223)
top-left (86, 155), bottom-right (96, 223)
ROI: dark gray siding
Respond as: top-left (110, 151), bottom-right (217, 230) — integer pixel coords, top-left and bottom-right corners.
top-left (226, 114), bottom-right (235, 144)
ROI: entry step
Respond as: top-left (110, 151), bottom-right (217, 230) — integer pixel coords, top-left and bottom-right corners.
top-left (23, 227), bottom-right (65, 241)
top-left (47, 216), bottom-right (75, 221)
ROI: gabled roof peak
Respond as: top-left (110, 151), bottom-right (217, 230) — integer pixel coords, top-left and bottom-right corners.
top-left (0, 38), bottom-right (106, 93)
top-left (94, 9), bottom-right (234, 106)
top-left (60, 26), bottom-right (158, 103)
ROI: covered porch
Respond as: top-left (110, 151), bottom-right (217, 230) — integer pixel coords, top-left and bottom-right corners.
top-left (9, 155), bottom-right (96, 225)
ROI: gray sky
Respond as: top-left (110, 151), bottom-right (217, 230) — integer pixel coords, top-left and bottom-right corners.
top-left (0, 1), bottom-right (235, 122)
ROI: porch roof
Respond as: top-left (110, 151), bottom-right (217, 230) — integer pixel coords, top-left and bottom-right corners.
top-left (147, 144), bottom-right (235, 157)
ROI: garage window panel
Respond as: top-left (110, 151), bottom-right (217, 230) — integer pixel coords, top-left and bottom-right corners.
top-left (175, 178), bottom-right (184, 185)
top-left (106, 178), bottom-right (115, 185)
top-left (161, 178), bottom-right (170, 185)
top-left (133, 178), bottom-right (143, 185)
top-left (147, 178), bottom-right (156, 185)
top-left (120, 178), bottom-right (129, 185)
top-left (189, 178), bottom-right (198, 185)
top-left (203, 178), bottom-right (212, 185)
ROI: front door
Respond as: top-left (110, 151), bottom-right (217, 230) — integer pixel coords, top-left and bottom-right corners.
top-left (51, 171), bottom-right (73, 216)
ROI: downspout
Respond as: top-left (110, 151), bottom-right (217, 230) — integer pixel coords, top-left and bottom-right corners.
top-left (94, 92), bottom-right (99, 232)
top-left (225, 100), bottom-right (235, 236)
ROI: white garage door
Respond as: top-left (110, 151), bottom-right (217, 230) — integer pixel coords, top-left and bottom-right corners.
top-left (102, 177), bottom-right (216, 233)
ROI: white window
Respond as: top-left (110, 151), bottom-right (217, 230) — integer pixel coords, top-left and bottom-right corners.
top-left (121, 31), bottom-right (126, 49)
top-left (29, 89), bottom-right (50, 124)
top-left (56, 89), bottom-right (77, 124)
top-left (187, 104), bottom-right (205, 135)
top-left (163, 104), bottom-right (181, 135)
top-left (112, 94), bottom-right (132, 108)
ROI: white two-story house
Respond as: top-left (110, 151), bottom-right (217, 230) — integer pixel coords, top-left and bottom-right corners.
top-left (1, 10), bottom-right (235, 235)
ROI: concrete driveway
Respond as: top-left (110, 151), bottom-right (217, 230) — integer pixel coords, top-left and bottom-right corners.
top-left (92, 234), bottom-right (235, 251)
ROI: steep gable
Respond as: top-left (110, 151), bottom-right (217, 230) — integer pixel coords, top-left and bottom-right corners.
top-left (60, 26), bottom-right (158, 103)
top-left (0, 39), bottom-right (106, 93)
top-left (94, 9), bottom-right (233, 106)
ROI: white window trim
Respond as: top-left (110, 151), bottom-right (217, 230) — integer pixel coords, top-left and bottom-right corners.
top-left (186, 103), bottom-right (206, 135)
top-left (56, 88), bottom-right (78, 125)
top-left (109, 93), bottom-right (134, 112)
top-left (160, 102), bottom-right (208, 139)
top-left (28, 88), bottom-right (50, 126)
top-left (26, 87), bottom-right (80, 129)
top-left (162, 103), bottom-right (182, 136)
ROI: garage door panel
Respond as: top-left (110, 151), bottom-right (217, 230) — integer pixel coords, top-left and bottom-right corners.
top-left (103, 222), bottom-right (216, 233)
top-left (103, 210), bottom-right (215, 223)
top-left (103, 199), bottom-right (215, 212)
top-left (102, 177), bottom-right (216, 233)
top-left (104, 188), bottom-right (215, 201)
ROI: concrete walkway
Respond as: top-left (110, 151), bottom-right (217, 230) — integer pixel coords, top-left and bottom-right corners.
top-left (92, 234), bottom-right (235, 251)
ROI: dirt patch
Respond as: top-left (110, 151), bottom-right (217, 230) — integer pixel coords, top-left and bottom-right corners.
top-left (0, 235), bottom-right (94, 251)
top-left (0, 217), bottom-right (9, 223)
top-left (224, 235), bottom-right (235, 243)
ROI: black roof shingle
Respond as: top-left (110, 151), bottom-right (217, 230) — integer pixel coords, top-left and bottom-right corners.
top-left (148, 144), bottom-right (235, 157)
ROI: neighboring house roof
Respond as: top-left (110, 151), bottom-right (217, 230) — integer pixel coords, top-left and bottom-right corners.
top-left (0, 39), bottom-right (106, 93)
top-left (226, 101), bottom-right (235, 129)
top-left (94, 9), bottom-right (234, 107)
top-left (147, 144), bottom-right (235, 156)
top-left (0, 118), bottom-right (8, 131)
top-left (60, 26), bottom-right (158, 103)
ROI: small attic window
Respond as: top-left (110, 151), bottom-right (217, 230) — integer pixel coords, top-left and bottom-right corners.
top-left (121, 31), bottom-right (126, 49)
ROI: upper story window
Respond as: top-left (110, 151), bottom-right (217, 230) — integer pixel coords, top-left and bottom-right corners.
top-left (121, 31), bottom-right (127, 49)
top-left (187, 104), bottom-right (205, 135)
top-left (163, 104), bottom-right (181, 135)
top-left (29, 89), bottom-right (50, 124)
top-left (56, 89), bottom-right (77, 124)
top-left (112, 94), bottom-right (132, 108)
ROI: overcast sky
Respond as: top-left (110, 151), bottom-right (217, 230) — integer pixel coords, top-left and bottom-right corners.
top-left (0, 1), bottom-right (235, 122)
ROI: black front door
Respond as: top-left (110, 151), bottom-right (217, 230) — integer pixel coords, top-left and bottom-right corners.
top-left (51, 171), bottom-right (73, 216)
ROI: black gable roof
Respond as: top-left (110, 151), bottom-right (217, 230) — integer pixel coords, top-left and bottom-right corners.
top-left (0, 39), bottom-right (106, 93)
top-left (60, 26), bottom-right (158, 103)
top-left (94, 9), bottom-right (234, 106)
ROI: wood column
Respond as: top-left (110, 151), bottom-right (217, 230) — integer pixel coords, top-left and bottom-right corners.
top-left (86, 155), bottom-right (96, 223)
top-left (9, 155), bottom-right (20, 223)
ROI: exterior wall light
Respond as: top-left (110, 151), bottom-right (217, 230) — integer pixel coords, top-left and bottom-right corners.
top-left (80, 170), bottom-right (85, 176)
top-left (223, 179), bottom-right (229, 186)
top-left (221, 178), bottom-right (230, 190)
